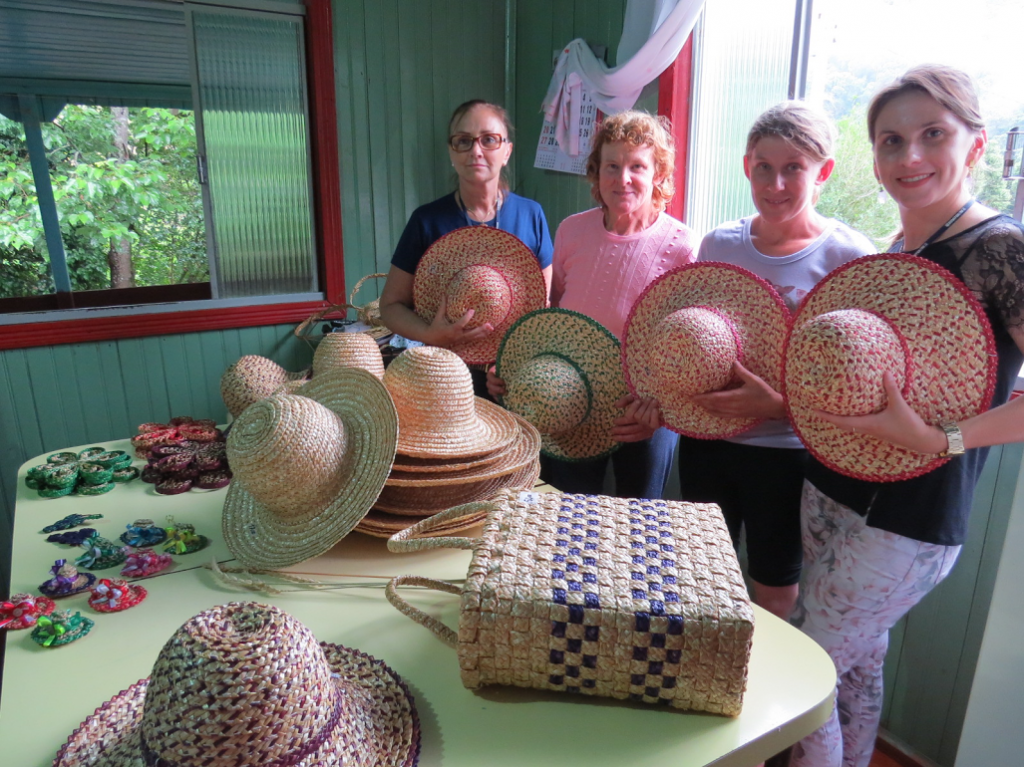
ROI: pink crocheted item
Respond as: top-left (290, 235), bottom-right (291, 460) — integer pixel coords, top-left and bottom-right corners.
top-left (130, 417), bottom-right (221, 458)
top-left (1, 594), bottom-right (56, 630)
top-left (120, 549), bottom-right (173, 579)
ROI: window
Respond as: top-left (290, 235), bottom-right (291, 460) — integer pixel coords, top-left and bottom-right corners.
top-left (0, 0), bottom-right (343, 349)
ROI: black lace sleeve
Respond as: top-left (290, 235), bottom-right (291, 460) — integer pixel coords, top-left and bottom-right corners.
top-left (959, 218), bottom-right (1024, 332)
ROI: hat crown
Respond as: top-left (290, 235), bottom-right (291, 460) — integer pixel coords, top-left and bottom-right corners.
top-left (140, 602), bottom-right (355, 766)
top-left (653, 307), bottom-right (740, 396)
top-left (313, 333), bottom-right (385, 379)
top-left (445, 264), bottom-right (512, 330)
top-left (790, 309), bottom-right (909, 416)
top-left (505, 354), bottom-right (591, 434)
top-left (384, 346), bottom-right (481, 434)
top-left (221, 355), bottom-right (305, 417)
top-left (228, 394), bottom-right (347, 519)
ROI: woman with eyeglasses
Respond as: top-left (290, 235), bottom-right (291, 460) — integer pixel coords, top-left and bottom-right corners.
top-left (379, 100), bottom-right (554, 379)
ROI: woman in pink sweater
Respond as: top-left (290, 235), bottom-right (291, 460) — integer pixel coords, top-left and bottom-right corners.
top-left (491, 110), bottom-right (696, 497)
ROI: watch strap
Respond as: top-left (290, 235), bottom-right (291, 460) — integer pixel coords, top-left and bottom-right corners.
top-left (939, 421), bottom-right (965, 457)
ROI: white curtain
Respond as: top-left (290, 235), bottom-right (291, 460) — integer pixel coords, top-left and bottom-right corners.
top-left (542, 0), bottom-right (706, 154)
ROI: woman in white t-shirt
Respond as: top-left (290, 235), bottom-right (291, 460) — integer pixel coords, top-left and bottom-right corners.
top-left (634, 102), bottom-right (875, 620)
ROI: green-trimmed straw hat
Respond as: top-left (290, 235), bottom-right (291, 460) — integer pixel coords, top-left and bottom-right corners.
top-left (496, 308), bottom-right (627, 461)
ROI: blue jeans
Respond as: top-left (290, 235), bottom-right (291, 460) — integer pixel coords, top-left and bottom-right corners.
top-left (541, 427), bottom-right (678, 499)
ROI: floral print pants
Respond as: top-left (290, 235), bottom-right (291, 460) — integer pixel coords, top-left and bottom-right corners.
top-left (789, 482), bottom-right (961, 767)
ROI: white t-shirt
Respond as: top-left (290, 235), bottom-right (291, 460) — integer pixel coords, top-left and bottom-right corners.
top-left (698, 216), bottom-right (877, 449)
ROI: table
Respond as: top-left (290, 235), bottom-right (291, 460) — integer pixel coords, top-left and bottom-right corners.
top-left (2, 438), bottom-right (836, 767)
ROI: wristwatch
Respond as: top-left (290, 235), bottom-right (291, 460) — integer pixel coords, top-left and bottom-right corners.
top-left (938, 421), bottom-right (965, 457)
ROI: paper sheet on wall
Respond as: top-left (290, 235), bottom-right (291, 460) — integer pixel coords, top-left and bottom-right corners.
top-left (533, 86), bottom-right (599, 175)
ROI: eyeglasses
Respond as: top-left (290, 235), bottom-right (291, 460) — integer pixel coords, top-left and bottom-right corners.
top-left (448, 133), bottom-right (509, 152)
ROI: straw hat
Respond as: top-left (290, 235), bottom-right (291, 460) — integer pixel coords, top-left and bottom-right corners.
top-left (88, 578), bottom-right (147, 613)
top-left (384, 346), bottom-right (519, 459)
top-left (622, 262), bottom-right (791, 439)
top-left (412, 227), bottom-right (547, 365)
top-left (75, 534), bottom-right (127, 571)
top-left (374, 458), bottom-right (540, 515)
top-left (222, 367), bottom-right (399, 569)
top-left (313, 332), bottom-right (386, 379)
top-left (783, 253), bottom-right (996, 482)
top-left (53, 602), bottom-right (420, 767)
top-left (496, 308), bottom-right (626, 461)
top-left (391, 448), bottom-right (504, 474)
top-left (31, 609), bottom-right (93, 648)
top-left (220, 355), bottom-right (310, 418)
top-left (40, 559), bottom-right (96, 598)
top-left (356, 507), bottom-right (490, 538)
top-left (0, 594), bottom-right (56, 630)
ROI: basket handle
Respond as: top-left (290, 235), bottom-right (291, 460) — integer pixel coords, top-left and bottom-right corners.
top-left (386, 500), bottom-right (498, 553)
top-left (349, 272), bottom-right (387, 306)
top-left (385, 575), bottom-right (461, 647)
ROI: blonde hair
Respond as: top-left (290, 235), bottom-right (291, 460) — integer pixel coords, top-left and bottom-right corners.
top-left (867, 65), bottom-right (984, 144)
top-left (746, 101), bottom-right (835, 162)
top-left (585, 110), bottom-right (675, 213)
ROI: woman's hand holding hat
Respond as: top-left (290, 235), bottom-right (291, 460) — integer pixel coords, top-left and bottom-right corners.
top-left (485, 367), bottom-right (506, 398)
top-left (424, 294), bottom-right (495, 348)
top-left (690, 361), bottom-right (786, 420)
top-left (815, 371), bottom-right (949, 454)
top-left (611, 394), bottom-right (661, 443)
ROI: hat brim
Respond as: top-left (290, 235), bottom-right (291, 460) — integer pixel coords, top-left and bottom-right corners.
top-left (88, 585), bottom-right (147, 614)
top-left (221, 368), bottom-right (399, 569)
top-left (412, 227), bottom-right (547, 365)
top-left (784, 253), bottom-right (997, 482)
top-left (396, 395), bottom-right (520, 459)
top-left (356, 507), bottom-right (490, 537)
top-left (53, 643), bottom-right (420, 767)
top-left (40, 573), bottom-right (97, 598)
top-left (622, 262), bottom-right (790, 439)
top-left (497, 308), bottom-right (627, 461)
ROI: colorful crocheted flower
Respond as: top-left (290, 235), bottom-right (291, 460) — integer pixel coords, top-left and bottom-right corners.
top-left (39, 559), bottom-right (96, 598)
top-left (46, 528), bottom-right (98, 546)
top-left (162, 517), bottom-right (210, 555)
top-left (130, 417), bottom-right (221, 458)
top-left (121, 548), bottom-right (173, 579)
top-left (41, 513), bottom-right (103, 533)
top-left (0, 594), bottom-right (56, 630)
top-left (88, 578), bottom-right (147, 613)
top-left (30, 609), bottom-right (93, 648)
top-left (141, 440), bottom-right (231, 495)
top-left (119, 519), bottom-right (168, 548)
top-left (75, 534), bottom-right (127, 571)
top-left (25, 448), bottom-right (139, 499)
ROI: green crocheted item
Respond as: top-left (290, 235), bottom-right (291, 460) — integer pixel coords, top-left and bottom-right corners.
top-left (24, 448), bottom-right (139, 499)
top-left (30, 609), bottom-right (94, 647)
top-left (75, 534), bottom-right (128, 570)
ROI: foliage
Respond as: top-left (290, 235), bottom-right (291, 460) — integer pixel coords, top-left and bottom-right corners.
top-left (0, 105), bottom-right (206, 299)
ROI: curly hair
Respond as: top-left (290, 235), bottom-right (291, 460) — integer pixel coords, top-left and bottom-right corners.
top-left (585, 110), bottom-right (675, 213)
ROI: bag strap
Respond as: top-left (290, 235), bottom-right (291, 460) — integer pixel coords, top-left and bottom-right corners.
top-left (385, 575), bottom-right (461, 647)
top-left (386, 500), bottom-right (498, 553)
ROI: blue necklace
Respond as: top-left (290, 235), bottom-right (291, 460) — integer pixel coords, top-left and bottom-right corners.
top-left (456, 190), bottom-right (502, 230)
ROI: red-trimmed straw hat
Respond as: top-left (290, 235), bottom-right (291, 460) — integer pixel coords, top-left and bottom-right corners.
top-left (622, 262), bottom-right (791, 438)
top-left (53, 602), bottom-right (420, 767)
top-left (0, 593), bottom-right (56, 630)
top-left (496, 308), bottom-right (626, 461)
top-left (383, 346), bottom-right (520, 459)
top-left (783, 253), bottom-right (996, 482)
top-left (412, 227), bottom-right (547, 365)
top-left (220, 355), bottom-right (310, 418)
top-left (88, 578), bottom-right (148, 613)
top-left (222, 368), bottom-right (399, 569)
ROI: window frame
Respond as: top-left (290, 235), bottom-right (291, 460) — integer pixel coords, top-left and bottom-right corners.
top-left (0, 0), bottom-right (343, 351)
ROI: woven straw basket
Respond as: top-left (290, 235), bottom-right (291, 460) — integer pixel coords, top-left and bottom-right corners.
top-left (385, 490), bottom-right (754, 715)
top-left (294, 273), bottom-right (391, 345)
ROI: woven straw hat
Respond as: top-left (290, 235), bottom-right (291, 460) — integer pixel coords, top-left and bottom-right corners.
top-left (0, 594), bottom-right (56, 630)
top-left (222, 368), bottom-right (399, 569)
top-left (497, 308), bottom-right (626, 461)
top-left (313, 332), bottom-right (386, 379)
top-left (623, 262), bottom-right (790, 439)
top-left (221, 355), bottom-right (310, 418)
top-left (384, 346), bottom-right (519, 459)
top-left (784, 253), bottom-right (996, 482)
top-left (391, 449), bottom-right (504, 474)
top-left (412, 227), bottom-right (547, 365)
top-left (53, 602), bottom-right (420, 767)
top-left (356, 507), bottom-right (490, 538)
top-left (40, 559), bottom-right (96, 598)
top-left (87, 578), bottom-right (147, 613)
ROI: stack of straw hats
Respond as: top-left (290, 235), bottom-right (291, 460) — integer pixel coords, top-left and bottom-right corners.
top-left (356, 346), bottom-right (542, 538)
top-left (220, 332), bottom-right (385, 418)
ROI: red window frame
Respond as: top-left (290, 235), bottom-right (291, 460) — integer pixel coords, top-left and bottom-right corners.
top-left (657, 35), bottom-right (695, 223)
top-left (0, 0), bottom-right (343, 351)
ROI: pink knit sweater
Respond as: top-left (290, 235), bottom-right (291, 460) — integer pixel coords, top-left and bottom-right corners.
top-left (551, 208), bottom-right (697, 339)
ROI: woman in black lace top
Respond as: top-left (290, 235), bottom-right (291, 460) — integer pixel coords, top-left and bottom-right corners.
top-left (790, 66), bottom-right (1024, 767)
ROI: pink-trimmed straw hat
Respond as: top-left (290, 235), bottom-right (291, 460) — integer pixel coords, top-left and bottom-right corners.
top-left (783, 253), bottom-right (997, 482)
top-left (412, 227), bottom-right (547, 365)
top-left (622, 262), bottom-right (791, 438)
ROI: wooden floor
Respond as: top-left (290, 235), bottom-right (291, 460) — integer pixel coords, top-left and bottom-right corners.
top-left (869, 750), bottom-right (904, 767)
